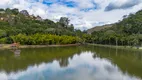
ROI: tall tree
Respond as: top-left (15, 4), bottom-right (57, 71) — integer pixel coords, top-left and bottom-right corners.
top-left (59, 17), bottom-right (70, 28)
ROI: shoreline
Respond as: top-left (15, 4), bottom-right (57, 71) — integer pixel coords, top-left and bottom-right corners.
top-left (1, 43), bottom-right (142, 51)
top-left (0, 44), bottom-right (81, 50)
top-left (88, 44), bottom-right (142, 51)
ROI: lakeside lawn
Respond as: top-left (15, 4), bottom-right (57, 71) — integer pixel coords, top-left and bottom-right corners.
top-left (88, 44), bottom-right (142, 51)
top-left (0, 44), bottom-right (81, 50)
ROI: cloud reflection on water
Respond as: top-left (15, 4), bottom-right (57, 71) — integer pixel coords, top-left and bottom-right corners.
top-left (0, 52), bottom-right (140, 80)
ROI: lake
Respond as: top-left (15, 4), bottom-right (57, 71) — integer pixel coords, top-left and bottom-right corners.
top-left (0, 45), bottom-right (142, 80)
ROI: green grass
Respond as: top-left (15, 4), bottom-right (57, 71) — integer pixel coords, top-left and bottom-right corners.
top-left (88, 43), bottom-right (142, 51)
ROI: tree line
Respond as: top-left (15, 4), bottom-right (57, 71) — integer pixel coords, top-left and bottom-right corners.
top-left (0, 34), bottom-right (80, 45)
top-left (85, 10), bottom-right (142, 47)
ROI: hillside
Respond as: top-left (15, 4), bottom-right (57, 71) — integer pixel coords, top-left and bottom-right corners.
top-left (0, 8), bottom-right (84, 45)
top-left (0, 8), bottom-right (77, 36)
top-left (87, 9), bottom-right (142, 46)
top-left (87, 24), bottom-right (112, 34)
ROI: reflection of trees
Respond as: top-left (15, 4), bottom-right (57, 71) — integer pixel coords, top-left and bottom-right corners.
top-left (89, 46), bottom-right (142, 78)
top-left (93, 54), bottom-right (97, 58)
top-left (59, 58), bottom-right (69, 67)
top-left (58, 52), bottom-right (83, 67)
top-left (3, 45), bottom-right (142, 79)
top-left (0, 46), bottom-right (86, 73)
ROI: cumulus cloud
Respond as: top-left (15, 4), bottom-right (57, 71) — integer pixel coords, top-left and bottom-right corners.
top-left (105, 0), bottom-right (142, 11)
top-left (0, 0), bottom-right (142, 30)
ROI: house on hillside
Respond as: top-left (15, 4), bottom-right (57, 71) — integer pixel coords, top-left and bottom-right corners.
top-left (0, 11), bottom-right (5, 21)
top-left (0, 11), bottom-right (5, 14)
top-left (0, 15), bottom-right (4, 21)
top-left (36, 15), bottom-right (43, 21)
top-left (0, 17), bottom-right (4, 21)
top-left (0, 15), bottom-right (9, 21)
top-left (30, 15), bottom-right (36, 20)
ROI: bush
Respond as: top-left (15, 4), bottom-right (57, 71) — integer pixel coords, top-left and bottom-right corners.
top-left (10, 33), bottom-right (81, 45)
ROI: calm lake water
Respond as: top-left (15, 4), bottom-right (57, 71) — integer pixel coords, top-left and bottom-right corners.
top-left (0, 45), bottom-right (142, 80)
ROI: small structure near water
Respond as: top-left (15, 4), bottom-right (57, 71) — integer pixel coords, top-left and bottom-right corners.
top-left (11, 42), bottom-right (20, 49)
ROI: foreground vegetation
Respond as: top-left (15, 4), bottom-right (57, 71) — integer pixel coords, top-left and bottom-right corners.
top-left (0, 33), bottom-right (81, 45)
top-left (10, 34), bottom-right (81, 45)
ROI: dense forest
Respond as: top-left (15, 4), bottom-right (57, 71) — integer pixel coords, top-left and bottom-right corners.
top-left (87, 10), bottom-right (142, 47)
top-left (0, 8), bottom-right (85, 45)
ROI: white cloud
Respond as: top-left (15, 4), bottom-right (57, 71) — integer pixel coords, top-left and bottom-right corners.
top-left (0, 0), bottom-right (9, 5)
top-left (0, 0), bottom-right (142, 30)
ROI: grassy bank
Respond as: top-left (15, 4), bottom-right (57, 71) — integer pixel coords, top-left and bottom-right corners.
top-left (0, 44), bottom-right (81, 50)
top-left (1, 43), bottom-right (141, 50)
top-left (88, 44), bottom-right (142, 51)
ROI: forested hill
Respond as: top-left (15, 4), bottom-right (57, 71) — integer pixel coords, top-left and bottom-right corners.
top-left (88, 9), bottom-right (142, 46)
top-left (0, 8), bottom-right (84, 45)
top-left (0, 8), bottom-right (79, 36)
top-left (87, 24), bottom-right (113, 34)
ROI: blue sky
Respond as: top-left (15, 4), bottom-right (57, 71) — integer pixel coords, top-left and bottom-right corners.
top-left (0, 0), bottom-right (142, 30)
top-left (42, 0), bottom-right (76, 7)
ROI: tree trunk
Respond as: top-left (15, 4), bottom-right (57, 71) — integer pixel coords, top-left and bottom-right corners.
top-left (109, 38), bottom-right (110, 45)
top-left (116, 38), bottom-right (118, 46)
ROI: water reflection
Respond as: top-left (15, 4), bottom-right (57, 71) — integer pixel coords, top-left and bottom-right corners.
top-left (10, 49), bottom-right (21, 57)
top-left (0, 52), bottom-right (140, 80)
